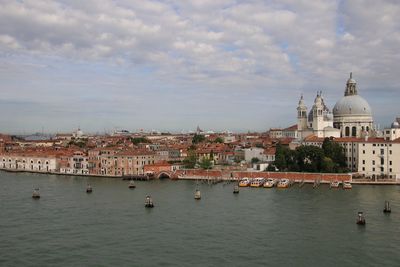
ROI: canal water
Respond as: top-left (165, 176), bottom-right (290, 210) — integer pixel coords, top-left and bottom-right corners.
top-left (1, 171), bottom-right (399, 267)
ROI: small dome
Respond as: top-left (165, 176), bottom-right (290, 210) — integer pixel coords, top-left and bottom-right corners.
top-left (391, 121), bottom-right (400, 128)
top-left (333, 95), bottom-right (372, 117)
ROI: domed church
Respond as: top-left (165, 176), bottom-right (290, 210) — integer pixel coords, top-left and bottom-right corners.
top-left (333, 73), bottom-right (374, 137)
top-left (297, 73), bottom-right (374, 140)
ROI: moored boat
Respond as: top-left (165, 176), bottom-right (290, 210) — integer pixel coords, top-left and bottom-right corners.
top-left (145, 195), bottom-right (154, 208)
top-left (343, 181), bottom-right (352, 189)
top-left (32, 188), bottom-right (40, 199)
top-left (330, 180), bottom-right (340, 188)
top-left (263, 178), bottom-right (277, 188)
top-left (250, 178), bottom-right (265, 187)
top-left (238, 178), bottom-right (251, 187)
top-left (277, 179), bottom-right (290, 188)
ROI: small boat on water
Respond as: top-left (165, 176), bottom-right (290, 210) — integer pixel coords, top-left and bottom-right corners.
top-left (263, 178), bottom-right (277, 188)
top-left (343, 181), bottom-right (352, 189)
top-left (194, 189), bottom-right (201, 200)
top-left (238, 178), bottom-right (251, 187)
top-left (383, 201), bottom-right (391, 213)
top-left (128, 180), bottom-right (136, 189)
top-left (86, 184), bottom-right (93, 193)
top-left (330, 180), bottom-right (340, 188)
top-left (250, 178), bottom-right (265, 187)
top-left (356, 211), bottom-right (366, 225)
top-left (32, 188), bottom-right (40, 199)
top-left (233, 185), bottom-right (239, 194)
top-left (145, 195), bottom-right (154, 208)
top-left (277, 179), bottom-right (290, 188)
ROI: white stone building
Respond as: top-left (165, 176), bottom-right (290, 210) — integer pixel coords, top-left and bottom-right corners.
top-left (297, 92), bottom-right (340, 139)
top-left (0, 153), bottom-right (58, 172)
top-left (244, 147), bottom-right (266, 162)
top-left (333, 73), bottom-right (375, 138)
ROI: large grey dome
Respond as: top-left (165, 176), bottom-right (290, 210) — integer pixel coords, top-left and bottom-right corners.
top-left (333, 95), bottom-right (372, 117)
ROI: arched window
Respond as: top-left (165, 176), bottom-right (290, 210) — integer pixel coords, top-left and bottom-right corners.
top-left (366, 126), bottom-right (369, 132)
top-left (361, 126), bottom-right (364, 132)
top-left (345, 127), bottom-right (350, 137)
top-left (352, 127), bottom-right (357, 137)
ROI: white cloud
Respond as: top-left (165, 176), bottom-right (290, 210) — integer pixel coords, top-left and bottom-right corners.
top-left (0, 0), bottom-right (400, 132)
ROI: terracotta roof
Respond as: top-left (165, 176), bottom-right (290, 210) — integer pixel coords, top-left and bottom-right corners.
top-left (283, 124), bottom-right (298, 131)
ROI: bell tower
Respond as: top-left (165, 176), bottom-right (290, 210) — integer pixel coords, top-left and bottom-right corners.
top-left (344, 72), bottom-right (358, 96)
top-left (297, 94), bottom-right (307, 131)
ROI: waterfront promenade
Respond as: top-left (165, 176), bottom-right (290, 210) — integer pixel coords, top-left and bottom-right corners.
top-left (2, 167), bottom-right (399, 185)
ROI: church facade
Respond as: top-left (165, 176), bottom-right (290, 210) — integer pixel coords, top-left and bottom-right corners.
top-left (297, 73), bottom-right (374, 140)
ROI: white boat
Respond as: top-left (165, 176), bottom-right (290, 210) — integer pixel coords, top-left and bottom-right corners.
top-left (250, 178), bottom-right (265, 187)
top-left (343, 181), bottom-right (352, 189)
top-left (330, 180), bottom-right (340, 188)
top-left (239, 178), bottom-right (251, 187)
top-left (277, 179), bottom-right (290, 188)
top-left (263, 178), bottom-right (277, 188)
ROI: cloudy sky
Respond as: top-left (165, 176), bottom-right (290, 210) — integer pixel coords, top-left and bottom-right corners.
top-left (0, 0), bottom-right (399, 134)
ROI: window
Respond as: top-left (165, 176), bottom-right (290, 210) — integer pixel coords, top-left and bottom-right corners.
top-left (372, 167), bottom-right (375, 171)
top-left (381, 158), bottom-right (384, 165)
top-left (362, 167), bottom-right (365, 171)
top-left (372, 160), bottom-right (375, 165)
top-left (362, 160), bottom-right (365, 164)
top-left (390, 168), bottom-right (392, 172)
top-left (390, 161), bottom-right (392, 165)
top-left (381, 167), bottom-right (384, 172)
top-left (345, 127), bottom-right (350, 137)
top-left (352, 126), bottom-right (357, 137)
top-left (390, 150), bottom-right (392, 155)
top-left (363, 150), bottom-right (365, 154)
top-left (373, 151), bottom-right (375, 154)
top-left (381, 149), bottom-right (384, 154)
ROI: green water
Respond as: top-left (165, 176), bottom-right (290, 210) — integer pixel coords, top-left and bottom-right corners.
top-left (1, 171), bottom-right (399, 266)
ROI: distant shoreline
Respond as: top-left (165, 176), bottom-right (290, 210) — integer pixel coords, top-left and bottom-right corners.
top-left (1, 168), bottom-right (399, 185)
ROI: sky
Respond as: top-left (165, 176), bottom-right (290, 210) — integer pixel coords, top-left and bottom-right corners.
top-left (0, 0), bottom-right (399, 134)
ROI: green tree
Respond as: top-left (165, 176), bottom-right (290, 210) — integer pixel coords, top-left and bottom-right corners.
top-left (214, 137), bottom-right (224, 143)
top-left (296, 145), bottom-right (324, 172)
top-left (321, 157), bottom-right (335, 173)
top-left (192, 134), bottom-right (206, 144)
top-left (266, 164), bottom-right (277, 171)
top-left (183, 150), bottom-right (197, 169)
top-left (274, 143), bottom-right (289, 171)
top-left (130, 137), bottom-right (151, 145)
top-left (199, 157), bottom-right (213, 169)
top-left (322, 138), bottom-right (347, 172)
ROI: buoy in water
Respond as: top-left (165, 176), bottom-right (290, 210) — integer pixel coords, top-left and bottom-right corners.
top-left (86, 184), bottom-right (93, 193)
top-left (356, 211), bottom-right (366, 225)
top-left (233, 185), bottom-right (239, 194)
top-left (32, 188), bottom-right (40, 199)
top-left (194, 189), bottom-right (201, 200)
top-left (128, 180), bottom-right (136, 189)
top-left (145, 195), bottom-right (154, 208)
top-left (383, 201), bottom-right (391, 213)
